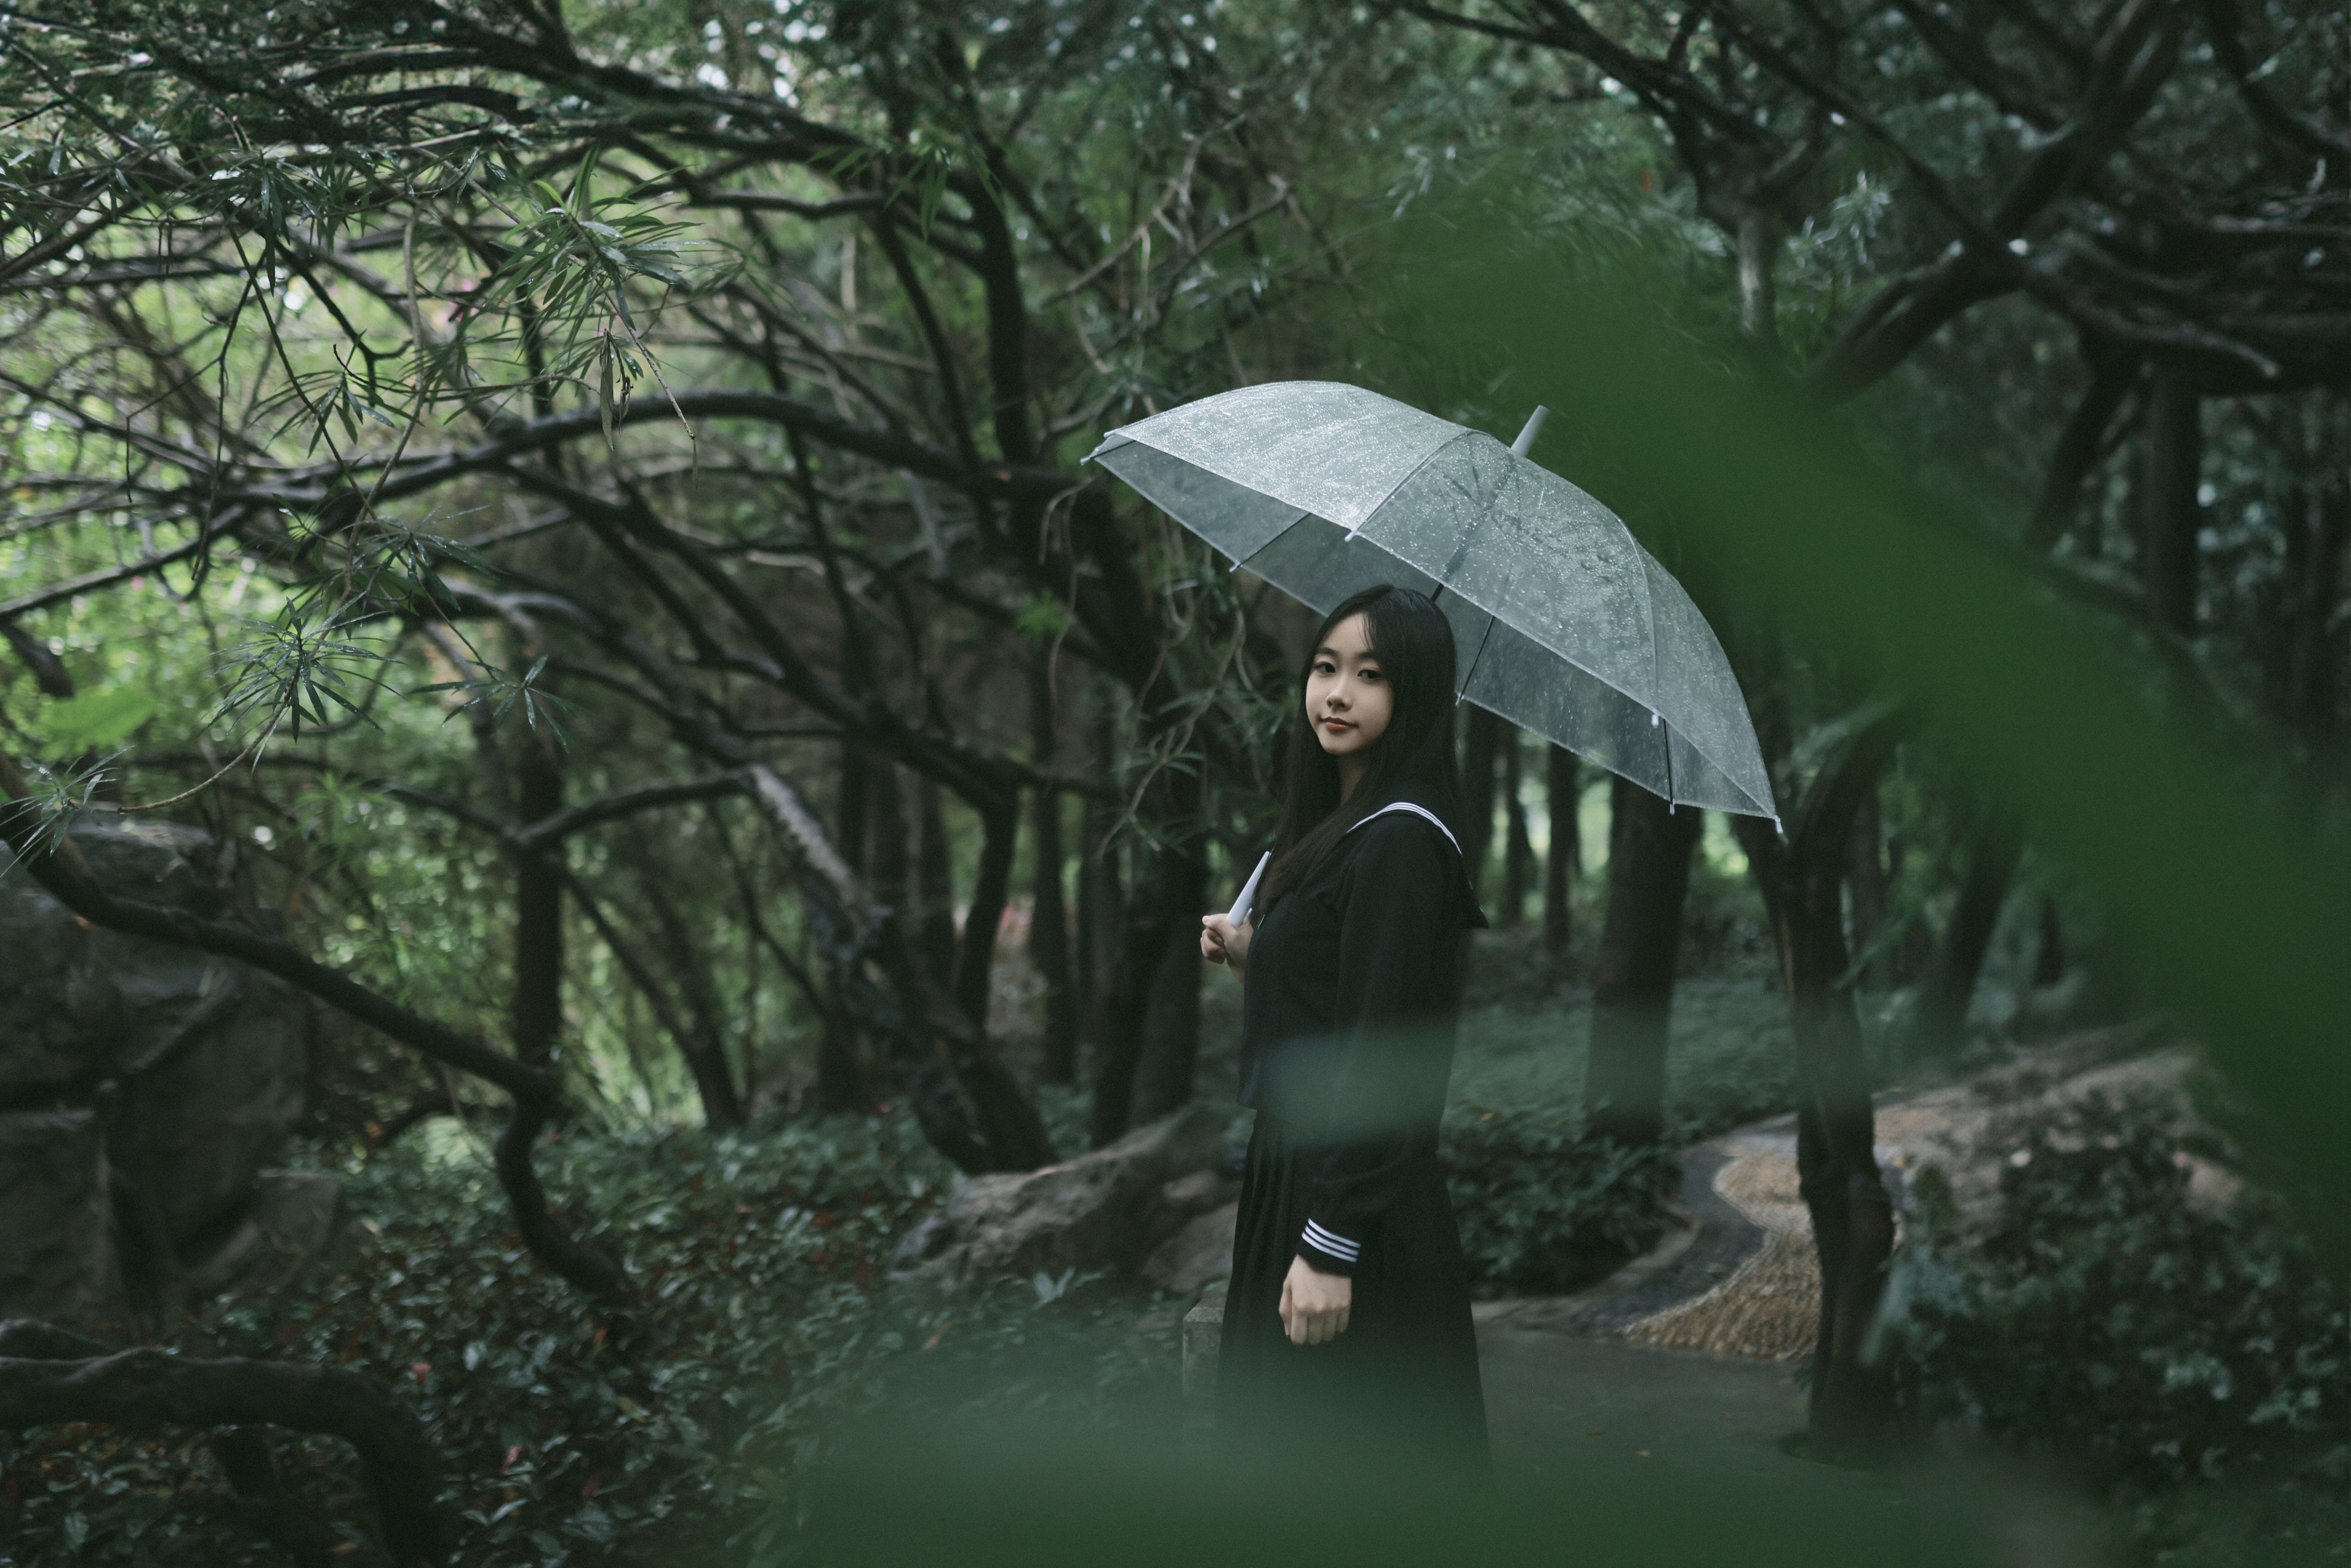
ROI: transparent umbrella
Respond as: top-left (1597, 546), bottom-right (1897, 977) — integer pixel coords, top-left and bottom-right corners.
top-left (1088, 381), bottom-right (1777, 823)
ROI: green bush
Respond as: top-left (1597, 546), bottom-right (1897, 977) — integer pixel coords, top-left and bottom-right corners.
top-left (1441, 1106), bottom-right (1680, 1297)
top-left (0, 1114), bottom-right (1182, 1567)
top-left (1889, 1092), bottom-right (2349, 1494)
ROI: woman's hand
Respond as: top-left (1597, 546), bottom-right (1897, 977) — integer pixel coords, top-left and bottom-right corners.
top-left (1200, 913), bottom-right (1251, 976)
top-left (1279, 1255), bottom-right (1352, 1346)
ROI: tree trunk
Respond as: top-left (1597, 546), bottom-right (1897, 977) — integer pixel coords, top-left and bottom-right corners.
top-left (582, 864), bottom-right (745, 1130)
top-left (1584, 779), bottom-right (1703, 1147)
top-left (1092, 770), bottom-right (1207, 1143)
top-left (1, 617), bottom-right (75, 696)
top-left (1088, 896), bottom-right (1149, 1148)
top-left (1501, 726), bottom-right (1532, 929)
top-left (1844, 783), bottom-right (1890, 992)
top-left (950, 800), bottom-right (1018, 1029)
top-left (2024, 339), bottom-right (2135, 553)
top-left (1735, 205), bottom-right (1781, 346)
top-left (816, 742), bottom-right (871, 1112)
top-left (2278, 481), bottom-right (2348, 743)
top-left (1126, 844), bottom-right (1209, 1127)
top-left (2138, 359), bottom-right (2203, 637)
top-left (1073, 708), bottom-right (1124, 1064)
top-left (748, 763), bottom-right (1053, 1174)
top-left (511, 728), bottom-right (565, 1068)
top-left (1544, 745), bottom-right (1578, 959)
top-left (916, 775), bottom-right (957, 986)
top-left (864, 759), bottom-right (916, 1111)
top-left (1030, 655), bottom-right (1078, 1084)
top-left (1883, 830), bottom-right (1934, 986)
top-left (1909, 805), bottom-right (2025, 1060)
top-left (1459, 705), bottom-right (1501, 900)
top-left (2031, 894), bottom-right (2066, 987)
top-left (1731, 706), bottom-right (1908, 1459)
top-left (627, 841), bottom-right (746, 1128)
top-left (867, 760), bottom-right (912, 918)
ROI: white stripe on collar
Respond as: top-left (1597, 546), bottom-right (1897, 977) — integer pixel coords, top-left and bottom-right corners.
top-left (1343, 801), bottom-right (1462, 857)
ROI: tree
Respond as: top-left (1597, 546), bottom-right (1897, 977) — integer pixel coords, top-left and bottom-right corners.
top-left (0, 0), bottom-right (1429, 1239)
top-left (1407, 0), bottom-right (2345, 1456)
top-left (1584, 779), bottom-right (1704, 1148)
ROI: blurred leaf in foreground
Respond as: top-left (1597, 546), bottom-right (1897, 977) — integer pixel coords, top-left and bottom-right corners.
top-left (1364, 224), bottom-right (2349, 1258)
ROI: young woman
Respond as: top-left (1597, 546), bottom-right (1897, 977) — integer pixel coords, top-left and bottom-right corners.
top-left (1200, 583), bottom-right (1489, 1466)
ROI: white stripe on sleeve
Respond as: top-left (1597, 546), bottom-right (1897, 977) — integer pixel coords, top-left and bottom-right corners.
top-left (1301, 1220), bottom-right (1361, 1261)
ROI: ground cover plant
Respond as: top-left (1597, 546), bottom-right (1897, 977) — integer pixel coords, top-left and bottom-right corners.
top-left (1890, 1089), bottom-right (2350, 1566)
top-left (1435, 925), bottom-right (1796, 1295)
top-left (0, 1114), bottom-right (1183, 1568)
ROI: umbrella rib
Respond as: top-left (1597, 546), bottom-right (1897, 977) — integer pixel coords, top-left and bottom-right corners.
top-left (1343, 429), bottom-right (1479, 542)
top-left (1223, 508), bottom-right (1309, 575)
top-left (1420, 571), bottom-right (1774, 817)
top-left (1453, 613), bottom-right (1498, 705)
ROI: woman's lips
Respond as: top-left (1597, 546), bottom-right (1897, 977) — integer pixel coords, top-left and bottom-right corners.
top-left (1322, 718), bottom-right (1353, 732)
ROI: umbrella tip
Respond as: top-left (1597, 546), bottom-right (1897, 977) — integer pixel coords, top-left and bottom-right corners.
top-left (1510, 405), bottom-right (1550, 458)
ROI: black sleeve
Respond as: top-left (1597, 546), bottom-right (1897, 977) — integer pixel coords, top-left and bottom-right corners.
top-left (1294, 817), bottom-right (1461, 1276)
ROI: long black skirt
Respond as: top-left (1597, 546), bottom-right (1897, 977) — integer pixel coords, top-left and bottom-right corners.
top-left (1215, 1114), bottom-right (1488, 1467)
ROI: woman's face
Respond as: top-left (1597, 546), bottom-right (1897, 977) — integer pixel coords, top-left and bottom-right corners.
top-left (1304, 612), bottom-right (1394, 762)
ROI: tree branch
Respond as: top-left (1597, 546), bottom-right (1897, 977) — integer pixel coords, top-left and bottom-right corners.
top-left (0, 1327), bottom-right (457, 1564)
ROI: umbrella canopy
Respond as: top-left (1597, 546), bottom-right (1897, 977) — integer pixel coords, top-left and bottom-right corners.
top-left (1087, 381), bottom-right (1776, 821)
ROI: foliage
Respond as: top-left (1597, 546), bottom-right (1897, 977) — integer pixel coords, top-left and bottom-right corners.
top-left (1448, 930), bottom-right (1797, 1147)
top-left (1440, 931), bottom-right (1796, 1297)
top-left (1886, 1092), bottom-right (2350, 1497)
top-left (1440, 1107), bottom-right (1680, 1298)
top-left (0, 1115), bottom-right (1181, 1567)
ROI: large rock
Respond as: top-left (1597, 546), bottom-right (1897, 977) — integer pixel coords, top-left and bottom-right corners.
top-left (0, 1111), bottom-right (123, 1324)
top-left (182, 1170), bottom-right (350, 1297)
top-left (0, 822), bottom-right (312, 1320)
top-left (891, 1105), bottom-right (1233, 1296)
top-left (1143, 1196), bottom-right (1239, 1295)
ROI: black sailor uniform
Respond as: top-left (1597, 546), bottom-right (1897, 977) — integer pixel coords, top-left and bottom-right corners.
top-left (1215, 789), bottom-right (1489, 1465)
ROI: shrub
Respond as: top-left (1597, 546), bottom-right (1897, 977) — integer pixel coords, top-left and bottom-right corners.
top-left (1440, 1105), bottom-right (1680, 1297)
top-left (1888, 1092), bottom-right (2349, 1494)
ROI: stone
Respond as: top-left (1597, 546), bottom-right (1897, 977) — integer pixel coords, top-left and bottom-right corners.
top-left (1182, 1280), bottom-right (1227, 1405)
top-left (0, 822), bottom-right (311, 1318)
top-left (890, 1105), bottom-right (1227, 1296)
top-left (1158, 1167), bottom-right (1236, 1214)
top-left (1143, 1199), bottom-right (1237, 1295)
top-left (181, 1171), bottom-right (349, 1298)
top-left (0, 1111), bottom-right (125, 1326)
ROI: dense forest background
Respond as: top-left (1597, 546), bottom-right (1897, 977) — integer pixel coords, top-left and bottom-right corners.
top-left (0, 1), bottom-right (2342, 1564)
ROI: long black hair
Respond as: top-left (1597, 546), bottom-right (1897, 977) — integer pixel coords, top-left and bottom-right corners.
top-left (1259, 584), bottom-right (1466, 904)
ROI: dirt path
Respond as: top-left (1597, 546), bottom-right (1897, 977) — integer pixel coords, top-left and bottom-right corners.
top-left (1471, 1123), bottom-right (1836, 1488)
top-left (1488, 1026), bottom-right (2188, 1362)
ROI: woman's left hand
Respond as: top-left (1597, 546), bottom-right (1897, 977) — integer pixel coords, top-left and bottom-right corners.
top-left (1200, 913), bottom-right (1251, 975)
top-left (1280, 1255), bottom-right (1352, 1346)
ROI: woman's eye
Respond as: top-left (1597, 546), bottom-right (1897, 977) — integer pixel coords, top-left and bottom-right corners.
top-left (1360, 668), bottom-right (1382, 681)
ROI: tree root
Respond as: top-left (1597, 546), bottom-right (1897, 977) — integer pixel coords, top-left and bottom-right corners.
top-left (0, 1320), bottom-right (458, 1565)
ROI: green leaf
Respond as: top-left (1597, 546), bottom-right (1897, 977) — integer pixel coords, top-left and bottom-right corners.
top-left (1014, 593), bottom-right (1069, 641)
top-left (34, 688), bottom-right (157, 751)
